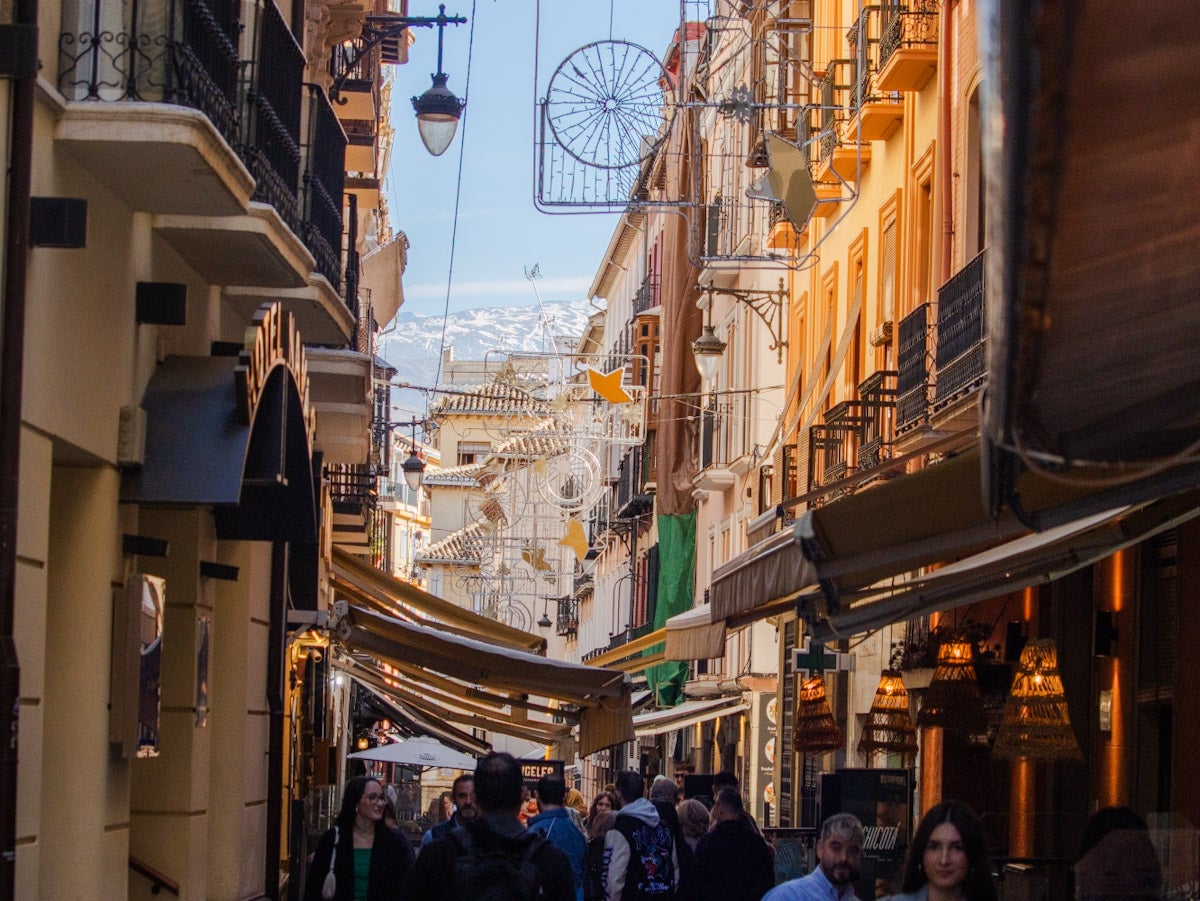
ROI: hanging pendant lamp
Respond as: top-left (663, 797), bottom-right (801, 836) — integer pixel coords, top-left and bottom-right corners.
top-left (916, 639), bottom-right (987, 735)
top-left (794, 675), bottom-right (844, 752)
top-left (993, 638), bottom-right (1082, 760)
top-left (858, 670), bottom-right (918, 765)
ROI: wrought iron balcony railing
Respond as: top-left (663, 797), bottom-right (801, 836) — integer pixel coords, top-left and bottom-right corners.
top-left (613, 444), bottom-right (652, 519)
top-left (895, 303), bottom-right (932, 434)
top-left (58, 0), bottom-right (242, 148)
top-left (302, 85), bottom-right (347, 291)
top-left (556, 597), bottom-right (579, 638)
top-left (879, 0), bottom-right (940, 71)
top-left (816, 60), bottom-right (854, 164)
top-left (242, 0), bottom-right (304, 232)
top-left (808, 402), bottom-right (867, 498)
top-left (633, 272), bottom-right (660, 316)
top-left (327, 463), bottom-right (377, 513)
top-left (933, 249), bottom-right (986, 410)
top-left (857, 370), bottom-right (898, 470)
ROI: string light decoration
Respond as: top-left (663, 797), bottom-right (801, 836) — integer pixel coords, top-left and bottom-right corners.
top-left (794, 675), bottom-right (844, 752)
top-left (916, 639), bottom-right (987, 736)
top-left (993, 638), bottom-right (1082, 760)
top-left (858, 670), bottom-right (918, 765)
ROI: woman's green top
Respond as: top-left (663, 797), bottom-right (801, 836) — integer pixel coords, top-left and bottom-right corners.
top-left (353, 847), bottom-right (371, 900)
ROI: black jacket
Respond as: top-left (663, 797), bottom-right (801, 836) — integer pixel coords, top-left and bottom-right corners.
top-left (304, 819), bottom-right (415, 901)
top-left (692, 818), bottom-right (775, 901)
top-left (401, 814), bottom-right (576, 901)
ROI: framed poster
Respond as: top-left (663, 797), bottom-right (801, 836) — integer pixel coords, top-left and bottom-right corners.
top-left (820, 768), bottom-right (913, 900)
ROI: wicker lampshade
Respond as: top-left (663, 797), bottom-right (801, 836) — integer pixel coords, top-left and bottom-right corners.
top-left (993, 638), bottom-right (1082, 760)
top-left (858, 670), bottom-right (918, 765)
top-left (794, 675), bottom-right (844, 752)
top-left (916, 639), bottom-right (987, 735)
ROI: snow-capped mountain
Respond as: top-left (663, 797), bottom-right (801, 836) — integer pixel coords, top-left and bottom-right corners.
top-left (378, 298), bottom-right (595, 414)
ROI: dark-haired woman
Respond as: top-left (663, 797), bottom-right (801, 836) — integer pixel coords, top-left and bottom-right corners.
top-left (881, 800), bottom-right (997, 901)
top-left (304, 775), bottom-right (415, 901)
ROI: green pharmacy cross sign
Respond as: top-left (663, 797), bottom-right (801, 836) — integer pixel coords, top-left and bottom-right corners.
top-left (792, 637), bottom-right (855, 679)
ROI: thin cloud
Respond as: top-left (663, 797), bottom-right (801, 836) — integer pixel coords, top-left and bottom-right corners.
top-left (403, 275), bottom-right (592, 301)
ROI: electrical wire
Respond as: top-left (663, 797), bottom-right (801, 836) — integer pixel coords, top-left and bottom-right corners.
top-left (433, 0), bottom-right (479, 388)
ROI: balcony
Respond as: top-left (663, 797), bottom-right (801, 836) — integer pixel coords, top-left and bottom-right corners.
top-left (814, 61), bottom-right (853, 173)
top-left (632, 272), bottom-right (661, 316)
top-left (931, 249), bottom-right (986, 424)
top-left (844, 9), bottom-right (904, 142)
top-left (856, 370), bottom-right (898, 471)
top-left (56, 0), bottom-right (348, 303)
top-left (807, 402), bottom-right (866, 501)
top-left (895, 303), bottom-right (932, 438)
top-left (328, 462), bottom-right (376, 553)
top-left (556, 597), bottom-right (580, 638)
top-left (613, 445), bottom-right (653, 519)
top-left (301, 85), bottom-right (347, 292)
top-left (55, 0), bottom-right (251, 215)
top-left (876, 1), bottom-right (940, 93)
top-left (328, 38), bottom-right (383, 124)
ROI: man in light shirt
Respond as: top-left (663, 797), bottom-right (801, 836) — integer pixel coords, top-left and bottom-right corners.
top-left (763, 812), bottom-right (864, 901)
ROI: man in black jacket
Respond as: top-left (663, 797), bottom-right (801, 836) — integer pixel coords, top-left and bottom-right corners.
top-left (692, 788), bottom-right (775, 901)
top-left (402, 752), bottom-right (575, 900)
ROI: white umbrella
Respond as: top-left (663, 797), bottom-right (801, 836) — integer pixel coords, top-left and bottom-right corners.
top-left (347, 735), bottom-right (479, 770)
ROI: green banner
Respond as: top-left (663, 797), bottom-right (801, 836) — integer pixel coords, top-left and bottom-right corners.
top-left (645, 511), bottom-right (695, 706)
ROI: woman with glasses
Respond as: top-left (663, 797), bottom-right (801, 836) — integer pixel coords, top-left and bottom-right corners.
top-left (305, 775), bottom-right (415, 900)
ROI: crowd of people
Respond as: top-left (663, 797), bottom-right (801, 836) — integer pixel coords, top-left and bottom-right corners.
top-left (304, 756), bottom-right (1165, 901)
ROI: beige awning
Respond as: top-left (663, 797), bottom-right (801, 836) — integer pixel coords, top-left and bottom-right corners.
top-left (664, 605), bottom-right (726, 661)
top-left (334, 604), bottom-right (632, 755)
top-left (340, 657), bottom-right (572, 746)
top-left (805, 488), bottom-right (1200, 641)
top-left (332, 547), bottom-right (545, 652)
top-left (633, 696), bottom-right (749, 738)
top-left (584, 627), bottom-right (667, 673)
top-left (345, 669), bottom-right (491, 755)
top-left (707, 448), bottom-right (1109, 628)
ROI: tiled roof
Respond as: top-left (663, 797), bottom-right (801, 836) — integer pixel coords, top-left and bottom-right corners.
top-left (413, 520), bottom-right (493, 565)
top-left (421, 462), bottom-right (486, 487)
top-left (428, 382), bottom-right (550, 418)
top-left (489, 420), bottom-right (572, 461)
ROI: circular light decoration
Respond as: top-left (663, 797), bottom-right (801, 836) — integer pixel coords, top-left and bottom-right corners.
top-left (538, 445), bottom-right (602, 512)
top-left (545, 40), bottom-right (666, 170)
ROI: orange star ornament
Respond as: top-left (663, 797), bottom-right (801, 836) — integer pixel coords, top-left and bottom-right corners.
top-left (559, 520), bottom-right (590, 562)
top-left (586, 367), bottom-right (633, 404)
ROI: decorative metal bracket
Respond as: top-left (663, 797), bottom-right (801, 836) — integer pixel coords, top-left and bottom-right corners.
top-left (700, 278), bottom-right (788, 363)
top-left (329, 4), bottom-right (466, 104)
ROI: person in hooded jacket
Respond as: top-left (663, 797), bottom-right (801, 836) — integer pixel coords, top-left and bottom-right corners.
top-left (603, 770), bottom-right (680, 901)
top-left (693, 788), bottom-right (776, 901)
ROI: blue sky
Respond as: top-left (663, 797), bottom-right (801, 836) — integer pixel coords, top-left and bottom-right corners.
top-left (384, 0), bottom-right (686, 316)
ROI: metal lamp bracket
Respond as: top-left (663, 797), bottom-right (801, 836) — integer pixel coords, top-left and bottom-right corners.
top-left (699, 278), bottom-right (788, 363)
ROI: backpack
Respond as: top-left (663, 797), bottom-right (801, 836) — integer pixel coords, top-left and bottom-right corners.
top-left (449, 824), bottom-right (548, 900)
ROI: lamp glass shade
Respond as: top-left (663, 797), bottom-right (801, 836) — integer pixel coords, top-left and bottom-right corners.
top-left (692, 325), bottom-right (726, 381)
top-left (401, 453), bottom-right (425, 491)
top-left (412, 73), bottom-right (464, 156)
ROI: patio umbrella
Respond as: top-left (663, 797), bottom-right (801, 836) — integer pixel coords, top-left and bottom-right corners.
top-left (347, 735), bottom-right (479, 771)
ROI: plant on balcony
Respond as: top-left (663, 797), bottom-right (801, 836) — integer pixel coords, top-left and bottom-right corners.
top-left (889, 618), bottom-right (999, 671)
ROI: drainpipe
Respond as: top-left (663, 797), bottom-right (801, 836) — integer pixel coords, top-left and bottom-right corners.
top-left (937, 0), bottom-right (956, 284)
top-left (264, 542), bottom-right (288, 899)
top-left (0, 0), bottom-right (37, 892)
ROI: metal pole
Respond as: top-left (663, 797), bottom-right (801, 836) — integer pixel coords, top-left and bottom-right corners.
top-left (0, 0), bottom-right (38, 890)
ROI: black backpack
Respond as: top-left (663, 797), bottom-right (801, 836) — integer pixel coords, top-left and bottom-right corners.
top-left (449, 825), bottom-right (548, 900)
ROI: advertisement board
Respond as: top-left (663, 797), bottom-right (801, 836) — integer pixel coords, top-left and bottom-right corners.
top-left (820, 768), bottom-right (913, 900)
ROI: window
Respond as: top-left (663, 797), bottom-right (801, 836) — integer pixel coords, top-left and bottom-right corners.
top-left (457, 442), bottom-right (489, 466)
top-left (965, 87), bottom-right (986, 257)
